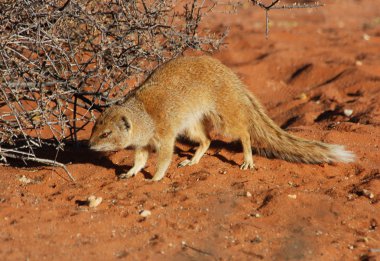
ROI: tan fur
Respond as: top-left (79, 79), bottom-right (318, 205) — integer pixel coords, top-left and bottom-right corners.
top-left (89, 56), bottom-right (355, 181)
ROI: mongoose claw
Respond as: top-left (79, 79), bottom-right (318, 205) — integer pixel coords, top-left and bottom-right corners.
top-left (178, 159), bottom-right (193, 168)
top-left (240, 161), bottom-right (255, 170)
top-left (119, 172), bottom-right (135, 179)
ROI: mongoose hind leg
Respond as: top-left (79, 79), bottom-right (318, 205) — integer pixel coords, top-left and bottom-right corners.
top-left (119, 146), bottom-right (149, 179)
top-left (151, 136), bottom-right (176, 181)
top-left (239, 132), bottom-right (255, 170)
top-left (178, 121), bottom-right (211, 168)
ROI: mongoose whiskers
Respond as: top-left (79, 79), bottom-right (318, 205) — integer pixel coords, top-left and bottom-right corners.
top-left (89, 56), bottom-right (355, 181)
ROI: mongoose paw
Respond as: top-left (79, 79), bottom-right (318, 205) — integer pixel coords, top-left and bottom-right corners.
top-left (240, 161), bottom-right (255, 170)
top-left (178, 159), bottom-right (193, 168)
top-left (119, 172), bottom-right (135, 179)
top-left (150, 174), bottom-right (165, 182)
top-left (147, 177), bottom-right (163, 182)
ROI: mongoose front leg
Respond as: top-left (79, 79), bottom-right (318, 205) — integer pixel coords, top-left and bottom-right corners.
top-left (151, 138), bottom-right (175, 181)
top-left (119, 147), bottom-right (149, 179)
top-left (240, 134), bottom-right (255, 170)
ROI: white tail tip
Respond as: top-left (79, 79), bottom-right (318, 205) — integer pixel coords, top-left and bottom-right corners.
top-left (331, 145), bottom-right (356, 163)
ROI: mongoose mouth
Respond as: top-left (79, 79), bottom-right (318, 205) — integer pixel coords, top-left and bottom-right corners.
top-left (91, 150), bottom-right (117, 157)
top-left (89, 144), bottom-right (120, 152)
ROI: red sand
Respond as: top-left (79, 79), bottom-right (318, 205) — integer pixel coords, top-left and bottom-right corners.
top-left (1, 1), bottom-right (379, 260)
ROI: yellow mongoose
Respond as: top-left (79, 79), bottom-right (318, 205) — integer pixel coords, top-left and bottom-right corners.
top-left (89, 56), bottom-right (355, 181)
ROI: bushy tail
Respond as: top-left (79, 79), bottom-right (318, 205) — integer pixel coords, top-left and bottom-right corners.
top-left (246, 92), bottom-right (355, 164)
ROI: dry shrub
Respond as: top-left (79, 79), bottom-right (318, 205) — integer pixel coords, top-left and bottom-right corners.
top-left (0, 0), bottom-right (226, 172)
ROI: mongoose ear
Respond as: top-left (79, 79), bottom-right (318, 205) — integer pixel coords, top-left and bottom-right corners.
top-left (121, 116), bottom-right (130, 130)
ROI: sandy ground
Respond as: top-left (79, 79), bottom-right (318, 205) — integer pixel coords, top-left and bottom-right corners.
top-left (1, 0), bottom-right (379, 260)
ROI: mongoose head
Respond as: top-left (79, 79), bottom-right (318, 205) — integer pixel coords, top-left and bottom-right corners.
top-left (89, 107), bottom-right (133, 152)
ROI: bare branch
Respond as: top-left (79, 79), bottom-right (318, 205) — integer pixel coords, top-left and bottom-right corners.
top-left (251, 0), bottom-right (324, 37)
top-left (0, 148), bottom-right (75, 182)
top-left (0, 0), bottom-right (226, 176)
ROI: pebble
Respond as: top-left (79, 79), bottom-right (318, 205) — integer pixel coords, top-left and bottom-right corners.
top-left (355, 60), bottom-right (363, 66)
top-left (87, 195), bottom-right (102, 208)
top-left (297, 93), bottom-right (308, 101)
top-left (363, 33), bottom-right (370, 41)
top-left (19, 175), bottom-right (33, 184)
top-left (219, 169), bottom-right (227, 175)
top-left (344, 109), bottom-right (353, 117)
top-left (246, 191), bottom-right (252, 197)
top-left (250, 213), bottom-right (261, 218)
top-left (362, 189), bottom-right (375, 199)
top-left (288, 194), bottom-right (297, 199)
top-left (139, 210), bottom-right (152, 217)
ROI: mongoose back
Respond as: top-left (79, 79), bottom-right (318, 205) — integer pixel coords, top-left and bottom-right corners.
top-left (89, 56), bottom-right (355, 181)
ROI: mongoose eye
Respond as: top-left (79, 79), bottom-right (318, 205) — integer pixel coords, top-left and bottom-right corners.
top-left (100, 131), bottom-right (111, 139)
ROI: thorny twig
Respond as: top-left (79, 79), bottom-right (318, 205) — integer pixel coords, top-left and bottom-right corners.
top-left (0, 0), bottom-right (226, 179)
top-left (251, 0), bottom-right (324, 37)
top-left (182, 242), bottom-right (217, 260)
top-left (0, 148), bottom-right (75, 182)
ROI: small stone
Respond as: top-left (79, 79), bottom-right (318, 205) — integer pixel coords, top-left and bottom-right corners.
top-left (355, 60), bottom-right (363, 66)
top-left (250, 213), bottom-right (261, 218)
top-left (297, 93), bottom-right (308, 101)
top-left (219, 169), bottom-right (227, 175)
top-left (363, 34), bottom-right (370, 41)
top-left (370, 219), bottom-right (377, 230)
top-left (288, 194), bottom-right (297, 199)
top-left (114, 250), bottom-right (129, 259)
top-left (87, 195), bottom-right (102, 208)
top-left (344, 109), bottom-right (353, 117)
top-left (250, 235), bottom-right (262, 243)
top-left (19, 175), bottom-right (33, 184)
top-left (362, 189), bottom-right (375, 199)
top-left (246, 191), bottom-right (252, 197)
top-left (139, 210), bottom-right (151, 217)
